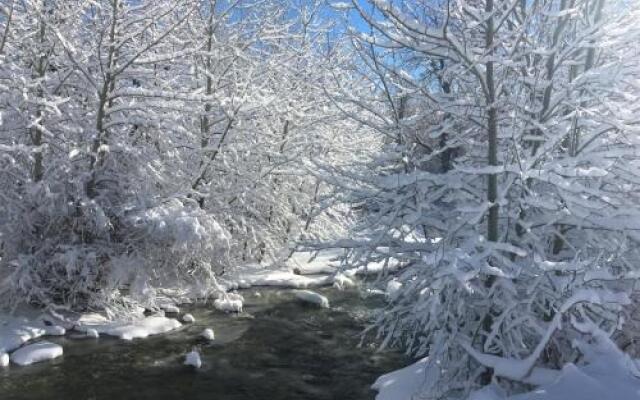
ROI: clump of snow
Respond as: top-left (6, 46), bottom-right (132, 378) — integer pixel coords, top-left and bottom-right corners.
top-left (10, 341), bottom-right (63, 366)
top-left (184, 348), bottom-right (202, 368)
top-left (0, 352), bottom-right (8, 367)
top-left (201, 328), bottom-right (214, 341)
top-left (86, 329), bottom-right (99, 339)
top-left (214, 293), bottom-right (244, 313)
top-left (293, 290), bottom-right (330, 308)
top-left (333, 273), bottom-right (355, 290)
top-left (182, 313), bottom-right (195, 323)
top-left (161, 304), bottom-right (180, 314)
top-left (385, 279), bottom-right (402, 300)
top-left (44, 325), bottom-right (66, 336)
top-left (76, 315), bottom-right (181, 341)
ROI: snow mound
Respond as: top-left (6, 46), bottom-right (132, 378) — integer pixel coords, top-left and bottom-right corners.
top-left (375, 336), bottom-right (640, 400)
top-left (86, 329), bottom-right (99, 339)
top-left (0, 352), bottom-right (8, 367)
top-left (10, 341), bottom-right (63, 366)
top-left (228, 264), bottom-right (331, 290)
top-left (161, 304), bottom-right (180, 314)
top-left (214, 293), bottom-right (243, 313)
top-left (508, 340), bottom-right (640, 400)
top-left (293, 290), bottom-right (330, 308)
top-left (76, 315), bottom-right (181, 340)
top-left (372, 357), bottom-right (430, 400)
top-left (0, 316), bottom-right (47, 353)
top-left (44, 325), bottom-right (66, 336)
top-left (286, 250), bottom-right (342, 275)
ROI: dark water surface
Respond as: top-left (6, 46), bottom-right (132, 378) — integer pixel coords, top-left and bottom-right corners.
top-left (0, 288), bottom-right (406, 400)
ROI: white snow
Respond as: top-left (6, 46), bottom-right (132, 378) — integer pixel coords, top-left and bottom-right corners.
top-left (375, 337), bottom-right (640, 400)
top-left (372, 357), bottom-right (431, 400)
top-left (161, 304), bottom-right (180, 314)
top-left (293, 290), bottom-right (330, 308)
top-left (0, 315), bottom-right (49, 353)
top-left (333, 273), bottom-right (356, 290)
top-left (385, 279), bottom-right (402, 299)
top-left (184, 349), bottom-right (202, 368)
top-left (76, 315), bottom-right (182, 341)
top-left (182, 313), bottom-right (195, 323)
top-left (10, 341), bottom-right (63, 366)
top-left (214, 293), bottom-right (244, 313)
top-left (44, 325), bottom-right (66, 336)
top-left (0, 352), bottom-right (8, 367)
top-left (227, 264), bottom-right (331, 290)
top-left (201, 328), bottom-right (215, 341)
top-left (86, 328), bottom-right (99, 339)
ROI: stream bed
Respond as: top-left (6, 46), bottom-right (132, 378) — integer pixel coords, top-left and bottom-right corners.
top-left (0, 287), bottom-right (406, 400)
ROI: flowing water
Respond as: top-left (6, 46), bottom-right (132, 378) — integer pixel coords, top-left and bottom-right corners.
top-left (0, 287), bottom-right (406, 400)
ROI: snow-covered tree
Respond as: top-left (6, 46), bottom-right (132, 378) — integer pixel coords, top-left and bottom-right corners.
top-left (322, 0), bottom-right (640, 397)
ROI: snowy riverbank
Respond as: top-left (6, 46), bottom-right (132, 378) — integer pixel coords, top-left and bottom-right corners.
top-left (4, 250), bottom-right (638, 400)
top-left (0, 250), bottom-right (370, 369)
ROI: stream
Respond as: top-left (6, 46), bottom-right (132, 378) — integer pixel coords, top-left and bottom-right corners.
top-left (0, 287), bottom-right (406, 400)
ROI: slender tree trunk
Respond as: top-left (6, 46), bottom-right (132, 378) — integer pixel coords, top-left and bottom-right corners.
top-left (31, 1), bottom-right (47, 183)
top-left (88, 0), bottom-right (119, 198)
top-left (486, 0), bottom-right (499, 244)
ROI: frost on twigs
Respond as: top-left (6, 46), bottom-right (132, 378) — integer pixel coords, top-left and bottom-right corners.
top-left (0, 194), bottom-right (230, 315)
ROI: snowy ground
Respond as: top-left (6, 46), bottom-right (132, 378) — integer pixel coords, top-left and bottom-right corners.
top-left (373, 336), bottom-right (640, 400)
top-left (4, 250), bottom-right (635, 400)
top-left (0, 250), bottom-right (368, 368)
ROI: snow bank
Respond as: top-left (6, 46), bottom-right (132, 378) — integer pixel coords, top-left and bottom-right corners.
top-left (293, 290), bottom-right (330, 308)
top-left (286, 250), bottom-right (342, 275)
top-left (372, 357), bottom-right (430, 400)
top-left (0, 315), bottom-right (49, 353)
top-left (76, 315), bottom-right (182, 340)
top-left (227, 264), bottom-right (332, 290)
top-left (375, 338), bottom-right (640, 400)
top-left (10, 341), bottom-right (63, 366)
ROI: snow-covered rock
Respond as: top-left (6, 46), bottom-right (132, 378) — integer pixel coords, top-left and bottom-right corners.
top-left (0, 316), bottom-right (47, 353)
top-left (161, 304), bottom-right (180, 314)
top-left (44, 325), bottom-right (66, 336)
top-left (293, 290), bottom-right (330, 308)
top-left (10, 341), bottom-right (63, 366)
top-left (0, 352), bottom-right (9, 367)
top-left (182, 313), bottom-right (195, 323)
top-left (214, 293), bottom-right (244, 313)
top-left (184, 349), bottom-right (202, 368)
top-left (76, 315), bottom-right (181, 341)
top-left (86, 329), bottom-right (99, 339)
top-left (201, 328), bottom-right (215, 341)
